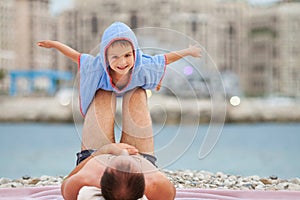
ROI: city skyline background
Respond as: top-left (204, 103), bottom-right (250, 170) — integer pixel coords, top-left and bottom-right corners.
top-left (50, 0), bottom-right (282, 14)
top-left (0, 0), bottom-right (299, 99)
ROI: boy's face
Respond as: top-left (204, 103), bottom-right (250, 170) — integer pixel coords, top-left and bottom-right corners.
top-left (107, 44), bottom-right (134, 75)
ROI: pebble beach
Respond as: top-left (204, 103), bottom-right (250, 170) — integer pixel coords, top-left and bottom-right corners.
top-left (1, 170), bottom-right (300, 191)
top-left (1, 97), bottom-right (300, 192)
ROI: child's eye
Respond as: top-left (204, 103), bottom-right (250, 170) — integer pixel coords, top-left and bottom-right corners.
top-left (125, 54), bottom-right (132, 57)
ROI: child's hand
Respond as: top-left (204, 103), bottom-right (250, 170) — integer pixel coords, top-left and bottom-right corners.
top-left (188, 45), bottom-right (202, 58)
top-left (37, 40), bottom-right (53, 48)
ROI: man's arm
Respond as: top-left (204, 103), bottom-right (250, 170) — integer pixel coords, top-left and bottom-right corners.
top-left (61, 153), bottom-right (94, 200)
top-left (61, 155), bottom-right (105, 200)
top-left (61, 173), bottom-right (89, 200)
top-left (165, 45), bottom-right (201, 65)
top-left (144, 171), bottom-right (176, 200)
top-left (37, 40), bottom-right (80, 63)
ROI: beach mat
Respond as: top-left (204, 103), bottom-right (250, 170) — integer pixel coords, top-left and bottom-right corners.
top-left (0, 186), bottom-right (300, 199)
top-left (0, 186), bottom-right (62, 200)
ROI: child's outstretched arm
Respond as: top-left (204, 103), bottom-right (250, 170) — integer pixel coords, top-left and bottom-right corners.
top-left (37, 40), bottom-right (80, 63)
top-left (165, 45), bottom-right (201, 65)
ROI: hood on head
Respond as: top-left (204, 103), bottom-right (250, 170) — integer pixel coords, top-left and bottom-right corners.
top-left (99, 22), bottom-right (142, 71)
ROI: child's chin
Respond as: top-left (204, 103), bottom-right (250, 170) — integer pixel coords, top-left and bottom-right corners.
top-left (117, 70), bottom-right (129, 75)
top-left (119, 68), bottom-right (132, 73)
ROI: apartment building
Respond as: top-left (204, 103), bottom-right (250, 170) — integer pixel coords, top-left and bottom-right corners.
top-left (56, 0), bottom-right (247, 96)
top-left (63, 0), bottom-right (247, 71)
top-left (0, 0), bottom-right (15, 72)
top-left (0, 0), bottom-right (54, 93)
top-left (1, 0), bottom-right (53, 71)
top-left (1, 0), bottom-right (299, 97)
top-left (15, 0), bottom-right (53, 71)
top-left (247, 2), bottom-right (300, 97)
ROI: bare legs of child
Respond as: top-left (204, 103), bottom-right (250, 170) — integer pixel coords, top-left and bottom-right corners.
top-left (121, 88), bottom-right (154, 156)
top-left (81, 88), bottom-right (154, 156)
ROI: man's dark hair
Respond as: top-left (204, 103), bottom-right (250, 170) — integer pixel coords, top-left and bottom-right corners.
top-left (100, 162), bottom-right (145, 200)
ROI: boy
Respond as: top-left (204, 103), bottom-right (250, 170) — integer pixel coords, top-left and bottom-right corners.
top-left (37, 21), bottom-right (201, 116)
top-left (37, 21), bottom-right (201, 163)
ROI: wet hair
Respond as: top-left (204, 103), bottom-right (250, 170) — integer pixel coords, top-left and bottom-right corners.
top-left (100, 162), bottom-right (145, 200)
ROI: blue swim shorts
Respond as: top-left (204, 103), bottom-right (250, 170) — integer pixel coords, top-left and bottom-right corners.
top-left (76, 149), bottom-right (157, 167)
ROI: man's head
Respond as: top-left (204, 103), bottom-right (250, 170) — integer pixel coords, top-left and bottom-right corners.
top-left (106, 40), bottom-right (135, 76)
top-left (100, 155), bottom-right (145, 200)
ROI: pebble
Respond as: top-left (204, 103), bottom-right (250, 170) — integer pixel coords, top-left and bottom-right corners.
top-left (270, 175), bottom-right (278, 180)
top-left (0, 171), bottom-right (300, 191)
top-left (255, 184), bottom-right (265, 190)
top-left (260, 178), bottom-right (272, 185)
top-left (22, 175), bottom-right (31, 180)
top-left (0, 176), bottom-right (64, 188)
top-left (0, 178), bottom-right (10, 185)
top-left (162, 170), bottom-right (300, 191)
top-left (291, 178), bottom-right (300, 185)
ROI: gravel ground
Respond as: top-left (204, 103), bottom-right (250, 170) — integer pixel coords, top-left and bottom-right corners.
top-left (1, 170), bottom-right (300, 191)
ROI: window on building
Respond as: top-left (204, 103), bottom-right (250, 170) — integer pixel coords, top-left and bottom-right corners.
top-left (273, 67), bottom-right (278, 77)
top-left (131, 12), bottom-right (138, 29)
top-left (192, 20), bottom-right (197, 34)
top-left (253, 64), bottom-right (265, 73)
top-left (229, 24), bottom-right (235, 36)
top-left (91, 15), bottom-right (98, 34)
top-left (272, 47), bottom-right (278, 58)
top-left (253, 80), bottom-right (265, 89)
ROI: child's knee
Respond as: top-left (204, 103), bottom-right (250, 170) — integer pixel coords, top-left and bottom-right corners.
top-left (132, 87), bottom-right (147, 99)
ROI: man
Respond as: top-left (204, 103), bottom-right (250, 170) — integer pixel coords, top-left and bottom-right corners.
top-left (61, 143), bottom-right (175, 200)
top-left (61, 88), bottom-right (175, 199)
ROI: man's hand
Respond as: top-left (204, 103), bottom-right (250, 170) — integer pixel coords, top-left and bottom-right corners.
top-left (97, 143), bottom-right (139, 156)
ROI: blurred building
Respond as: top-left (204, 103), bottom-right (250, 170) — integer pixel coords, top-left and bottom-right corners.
top-left (0, 0), bottom-right (15, 69)
top-left (0, 0), bottom-right (15, 89)
top-left (0, 0), bottom-right (54, 71)
top-left (0, 0), bottom-right (55, 94)
top-left (15, 0), bottom-right (53, 71)
top-left (55, 0), bottom-right (248, 97)
top-left (247, 2), bottom-right (300, 97)
top-left (60, 0), bottom-right (248, 75)
top-left (1, 0), bottom-right (299, 97)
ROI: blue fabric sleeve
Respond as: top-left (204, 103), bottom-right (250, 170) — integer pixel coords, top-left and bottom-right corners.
top-left (138, 54), bottom-right (166, 89)
top-left (79, 54), bottom-right (104, 116)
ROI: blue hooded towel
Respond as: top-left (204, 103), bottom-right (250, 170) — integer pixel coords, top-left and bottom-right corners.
top-left (78, 22), bottom-right (166, 116)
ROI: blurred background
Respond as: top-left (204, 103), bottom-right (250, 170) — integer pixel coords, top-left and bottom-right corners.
top-left (1, 0), bottom-right (300, 99)
top-left (0, 0), bottom-right (300, 180)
